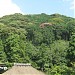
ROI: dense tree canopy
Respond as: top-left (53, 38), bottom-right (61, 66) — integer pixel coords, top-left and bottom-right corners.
top-left (0, 13), bottom-right (75, 75)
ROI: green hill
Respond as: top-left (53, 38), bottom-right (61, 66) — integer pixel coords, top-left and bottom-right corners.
top-left (0, 13), bottom-right (75, 75)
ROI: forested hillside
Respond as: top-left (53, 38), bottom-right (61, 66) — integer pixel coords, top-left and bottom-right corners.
top-left (0, 13), bottom-right (75, 75)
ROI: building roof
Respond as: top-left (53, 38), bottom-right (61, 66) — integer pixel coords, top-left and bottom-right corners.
top-left (40, 23), bottom-right (53, 28)
top-left (14, 63), bottom-right (31, 66)
top-left (0, 64), bottom-right (6, 67)
top-left (2, 63), bottom-right (45, 75)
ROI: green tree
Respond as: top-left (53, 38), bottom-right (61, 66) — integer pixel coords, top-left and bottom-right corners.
top-left (67, 32), bottom-right (75, 66)
top-left (4, 33), bottom-right (27, 63)
top-left (36, 44), bottom-right (49, 71)
top-left (0, 40), bottom-right (6, 62)
top-left (47, 65), bottom-right (74, 75)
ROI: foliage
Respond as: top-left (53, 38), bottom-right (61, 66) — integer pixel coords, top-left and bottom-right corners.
top-left (47, 65), bottom-right (75, 75)
top-left (0, 13), bottom-right (75, 75)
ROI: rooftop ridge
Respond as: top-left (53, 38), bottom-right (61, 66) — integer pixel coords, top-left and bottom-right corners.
top-left (14, 63), bottom-right (31, 66)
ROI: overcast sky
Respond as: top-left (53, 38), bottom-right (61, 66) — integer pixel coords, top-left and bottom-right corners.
top-left (0, 0), bottom-right (74, 18)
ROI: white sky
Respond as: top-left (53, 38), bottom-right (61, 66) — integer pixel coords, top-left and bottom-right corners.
top-left (0, 0), bottom-right (23, 17)
top-left (63, 0), bottom-right (75, 9)
top-left (0, 0), bottom-right (74, 17)
top-left (71, 0), bottom-right (75, 9)
top-left (73, 0), bottom-right (75, 17)
top-left (63, 0), bottom-right (75, 17)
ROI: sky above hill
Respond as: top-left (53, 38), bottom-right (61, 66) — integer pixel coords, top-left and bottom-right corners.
top-left (0, 0), bottom-right (74, 18)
